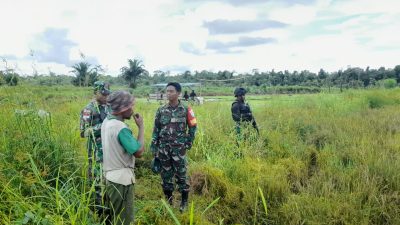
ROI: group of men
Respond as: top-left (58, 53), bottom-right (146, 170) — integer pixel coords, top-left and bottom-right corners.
top-left (80, 81), bottom-right (257, 225)
top-left (183, 90), bottom-right (197, 101)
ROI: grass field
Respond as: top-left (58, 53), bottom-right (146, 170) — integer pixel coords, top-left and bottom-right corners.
top-left (1, 85), bottom-right (399, 225)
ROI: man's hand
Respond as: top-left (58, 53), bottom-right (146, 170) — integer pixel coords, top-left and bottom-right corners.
top-left (133, 113), bottom-right (145, 158)
top-left (252, 120), bottom-right (259, 135)
top-left (133, 113), bottom-right (144, 128)
top-left (83, 127), bottom-right (94, 137)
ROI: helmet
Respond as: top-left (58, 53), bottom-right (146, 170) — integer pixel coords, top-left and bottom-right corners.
top-left (94, 81), bottom-right (111, 95)
top-left (234, 87), bottom-right (246, 97)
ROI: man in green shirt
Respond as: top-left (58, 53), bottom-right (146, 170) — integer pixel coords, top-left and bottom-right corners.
top-left (101, 91), bottom-right (145, 225)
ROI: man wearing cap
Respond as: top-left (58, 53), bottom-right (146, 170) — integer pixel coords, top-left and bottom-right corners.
top-left (79, 81), bottom-right (111, 214)
top-left (102, 91), bottom-right (145, 225)
top-left (231, 87), bottom-right (259, 138)
top-left (151, 82), bottom-right (197, 212)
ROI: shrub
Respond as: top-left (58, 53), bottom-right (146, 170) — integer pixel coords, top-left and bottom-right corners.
top-left (365, 93), bottom-right (397, 109)
top-left (3, 73), bottom-right (19, 86)
top-left (378, 78), bottom-right (397, 89)
top-left (0, 74), bottom-right (5, 85)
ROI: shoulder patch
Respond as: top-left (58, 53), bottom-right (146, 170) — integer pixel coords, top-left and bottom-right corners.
top-left (82, 109), bottom-right (92, 120)
top-left (187, 106), bottom-right (197, 127)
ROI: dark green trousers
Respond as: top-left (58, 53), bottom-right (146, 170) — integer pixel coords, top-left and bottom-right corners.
top-left (105, 180), bottom-right (134, 225)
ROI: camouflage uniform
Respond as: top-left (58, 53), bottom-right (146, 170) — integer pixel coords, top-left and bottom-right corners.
top-left (80, 81), bottom-right (111, 213)
top-left (151, 101), bottom-right (197, 193)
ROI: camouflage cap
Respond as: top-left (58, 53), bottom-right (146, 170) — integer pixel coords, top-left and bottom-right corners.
top-left (107, 91), bottom-right (134, 114)
top-left (234, 87), bottom-right (246, 97)
top-left (94, 81), bottom-right (111, 95)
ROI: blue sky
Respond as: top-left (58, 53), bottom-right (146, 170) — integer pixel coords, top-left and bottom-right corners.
top-left (0, 0), bottom-right (399, 76)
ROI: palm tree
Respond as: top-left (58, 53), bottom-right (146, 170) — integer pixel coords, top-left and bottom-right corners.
top-left (71, 62), bottom-right (97, 87)
top-left (120, 59), bottom-right (147, 88)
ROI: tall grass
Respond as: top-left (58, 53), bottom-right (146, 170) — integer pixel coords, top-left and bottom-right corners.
top-left (1, 85), bottom-right (400, 224)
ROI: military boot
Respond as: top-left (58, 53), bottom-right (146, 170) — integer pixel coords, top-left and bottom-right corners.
top-left (163, 190), bottom-right (173, 206)
top-left (179, 191), bottom-right (189, 213)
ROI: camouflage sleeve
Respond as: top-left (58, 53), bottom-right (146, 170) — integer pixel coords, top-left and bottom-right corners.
top-left (92, 123), bottom-right (102, 137)
top-left (150, 108), bottom-right (161, 154)
top-left (187, 125), bottom-right (197, 143)
top-left (80, 107), bottom-right (92, 138)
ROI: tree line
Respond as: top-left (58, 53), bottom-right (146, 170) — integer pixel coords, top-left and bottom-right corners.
top-left (1, 58), bottom-right (400, 90)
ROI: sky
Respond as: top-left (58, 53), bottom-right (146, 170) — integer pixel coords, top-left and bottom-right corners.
top-left (1, 0), bottom-right (399, 76)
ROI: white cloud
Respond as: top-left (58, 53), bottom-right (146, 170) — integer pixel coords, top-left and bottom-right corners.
top-left (269, 4), bottom-right (317, 25)
top-left (0, 0), bottom-right (399, 76)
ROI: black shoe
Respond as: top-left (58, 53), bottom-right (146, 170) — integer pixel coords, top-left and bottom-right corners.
top-left (179, 191), bottom-right (189, 213)
top-left (163, 190), bottom-right (173, 206)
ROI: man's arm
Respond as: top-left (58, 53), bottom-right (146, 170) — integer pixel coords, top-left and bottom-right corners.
top-left (186, 107), bottom-right (197, 149)
top-left (150, 109), bottom-right (161, 155)
top-left (231, 102), bottom-right (241, 122)
top-left (80, 108), bottom-right (92, 138)
top-left (133, 113), bottom-right (145, 157)
top-left (231, 103), bottom-right (242, 135)
top-left (118, 114), bottom-right (145, 158)
top-left (248, 105), bottom-right (259, 134)
top-left (187, 126), bottom-right (197, 143)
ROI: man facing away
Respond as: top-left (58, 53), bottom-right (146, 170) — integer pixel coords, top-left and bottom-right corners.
top-left (151, 82), bottom-right (197, 212)
top-left (231, 87), bottom-right (259, 138)
top-left (79, 81), bottom-right (111, 214)
top-left (183, 90), bottom-right (189, 101)
top-left (101, 91), bottom-right (145, 225)
top-left (189, 90), bottom-right (197, 101)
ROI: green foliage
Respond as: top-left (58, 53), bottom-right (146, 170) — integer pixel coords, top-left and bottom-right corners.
top-left (1, 72), bottom-right (19, 86)
top-left (71, 62), bottom-right (99, 87)
top-left (120, 59), bottom-right (148, 89)
top-left (365, 91), bottom-right (398, 109)
top-left (0, 72), bottom-right (5, 85)
top-left (380, 78), bottom-right (397, 89)
top-left (1, 86), bottom-right (400, 224)
top-left (5, 64), bottom-right (400, 93)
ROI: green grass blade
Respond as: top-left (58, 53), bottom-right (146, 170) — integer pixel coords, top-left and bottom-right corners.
top-left (190, 201), bottom-right (194, 225)
top-left (161, 199), bottom-right (181, 225)
top-left (201, 197), bottom-right (220, 216)
top-left (258, 187), bottom-right (268, 220)
top-left (253, 189), bottom-right (258, 225)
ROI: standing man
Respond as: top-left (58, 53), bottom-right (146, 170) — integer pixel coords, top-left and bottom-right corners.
top-left (231, 87), bottom-right (259, 138)
top-left (151, 82), bottom-right (197, 212)
top-left (80, 81), bottom-right (111, 214)
top-left (183, 90), bottom-right (189, 101)
top-left (102, 91), bottom-right (145, 225)
top-left (189, 90), bottom-right (197, 101)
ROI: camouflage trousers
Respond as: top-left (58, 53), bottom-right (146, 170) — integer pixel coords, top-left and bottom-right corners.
top-left (157, 142), bottom-right (190, 192)
top-left (87, 139), bottom-right (104, 213)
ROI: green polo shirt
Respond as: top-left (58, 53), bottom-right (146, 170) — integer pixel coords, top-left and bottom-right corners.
top-left (108, 115), bottom-right (141, 155)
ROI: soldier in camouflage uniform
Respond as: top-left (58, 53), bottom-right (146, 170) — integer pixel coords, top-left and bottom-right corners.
top-left (80, 81), bottom-right (111, 215)
top-left (151, 82), bottom-right (197, 212)
top-left (231, 87), bottom-right (259, 139)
